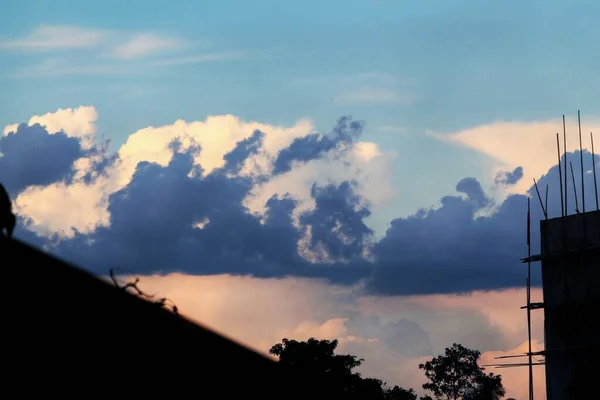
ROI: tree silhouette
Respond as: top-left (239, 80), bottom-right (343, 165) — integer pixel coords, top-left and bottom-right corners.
top-left (269, 337), bottom-right (416, 399)
top-left (269, 338), bottom-right (362, 374)
top-left (418, 343), bottom-right (505, 400)
top-left (385, 385), bottom-right (418, 400)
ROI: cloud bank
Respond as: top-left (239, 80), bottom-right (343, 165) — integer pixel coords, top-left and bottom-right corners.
top-left (3, 105), bottom-right (592, 399)
top-left (3, 106), bottom-right (599, 296)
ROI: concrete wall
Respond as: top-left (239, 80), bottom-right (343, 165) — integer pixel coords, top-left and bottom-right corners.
top-left (539, 210), bottom-right (600, 400)
top-left (541, 210), bottom-right (600, 255)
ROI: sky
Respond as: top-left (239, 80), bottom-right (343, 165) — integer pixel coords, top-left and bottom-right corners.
top-left (1, 1), bottom-right (599, 398)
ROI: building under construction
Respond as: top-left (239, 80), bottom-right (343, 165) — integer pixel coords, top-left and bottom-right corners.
top-left (493, 112), bottom-right (600, 400)
top-left (534, 210), bottom-right (600, 399)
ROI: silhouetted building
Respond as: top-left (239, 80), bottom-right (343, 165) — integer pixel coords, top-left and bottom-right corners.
top-left (537, 210), bottom-right (600, 399)
top-left (1, 236), bottom-right (326, 398)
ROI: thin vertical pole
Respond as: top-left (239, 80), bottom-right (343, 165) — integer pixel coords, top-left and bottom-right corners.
top-left (578, 110), bottom-right (585, 213)
top-left (526, 198), bottom-right (534, 400)
top-left (557, 133), bottom-right (565, 217)
top-left (570, 162), bottom-right (580, 213)
top-left (545, 185), bottom-right (549, 219)
top-left (533, 178), bottom-right (547, 218)
top-left (591, 132), bottom-right (599, 211)
top-left (563, 115), bottom-right (568, 215)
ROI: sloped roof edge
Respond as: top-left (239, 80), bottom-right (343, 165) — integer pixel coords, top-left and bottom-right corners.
top-left (2, 235), bottom-right (318, 396)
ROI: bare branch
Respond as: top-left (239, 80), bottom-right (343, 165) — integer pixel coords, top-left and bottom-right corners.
top-left (108, 268), bottom-right (179, 316)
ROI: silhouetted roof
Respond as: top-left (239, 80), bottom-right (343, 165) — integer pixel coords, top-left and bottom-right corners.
top-left (1, 236), bottom-right (321, 397)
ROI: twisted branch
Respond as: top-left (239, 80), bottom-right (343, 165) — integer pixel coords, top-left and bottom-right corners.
top-left (108, 268), bottom-right (179, 315)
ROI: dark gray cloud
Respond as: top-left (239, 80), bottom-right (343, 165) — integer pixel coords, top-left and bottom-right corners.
top-left (380, 318), bottom-right (433, 357)
top-left (344, 314), bottom-right (434, 358)
top-left (0, 123), bottom-right (83, 196)
top-left (0, 123), bottom-right (117, 197)
top-left (370, 151), bottom-right (598, 295)
top-left (344, 311), bottom-right (508, 358)
top-left (494, 166), bottom-right (524, 187)
top-left (223, 129), bottom-right (264, 175)
top-left (272, 116), bottom-right (363, 175)
top-left (6, 115), bottom-right (600, 296)
top-left (300, 181), bottom-right (373, 262)
top-left (48, 144), bottom-right (307, 276)
top-left (80, 137), bottom-right (120, 185)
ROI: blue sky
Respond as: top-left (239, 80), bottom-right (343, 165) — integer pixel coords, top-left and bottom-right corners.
top-left (1, 0), bottom-right (599, 246)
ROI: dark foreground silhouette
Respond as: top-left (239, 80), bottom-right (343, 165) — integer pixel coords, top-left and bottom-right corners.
top-left (1, 235), bottom-right (337, 398)
top-left (268, 338), bottom-right (505, 400)
top-left (0, 183), bottom-right (15, 238)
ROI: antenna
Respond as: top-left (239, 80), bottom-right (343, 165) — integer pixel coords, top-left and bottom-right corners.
top-left (533, 178), bottom-right (547, 218)
top-left (556, 133), bottom-right (565, 217)
top-left (591, 132), bottom-right (599, 211)
top-left (570, 161), bottom-right (580, 213)
top-left (578, 110), bottom-right (586, 213)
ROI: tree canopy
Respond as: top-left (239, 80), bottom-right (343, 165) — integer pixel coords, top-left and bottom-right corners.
top-left (269, 337), bottom-right (417, 399)
top-left (269, 338), bottom-right (506, 400)
top-left (418, 343), bottom-right (505, 400)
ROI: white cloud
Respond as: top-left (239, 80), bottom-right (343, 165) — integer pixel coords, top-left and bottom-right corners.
top-left (16, 179), bottom-right (114, 236)
top-left (4, 106), bottom-right (115, 235)
top-left (23, 105), bottom-right (97, 138)
top-left (428, 116), bottom-right (600, 196)
top-left (109, 33), bottom-right (185, 59)
top-left (1, 25), bottom-right (240, 77)
top-left (116, 114), bottom-right (314, 183)
top-left (6, 106), bottom-right (395, 239)
top-left (105, 272), bottom-right (545, 399)
top-left (10, 50), bottom-right (246, 78)
top-left (2, 124), bottom-right (18, 135)
top-left (0, 25), bottom-right (109, 51)
top-left (3, 105), bottom-right (98, 146)
top-left (244, 140), bottom-right (397, 226)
